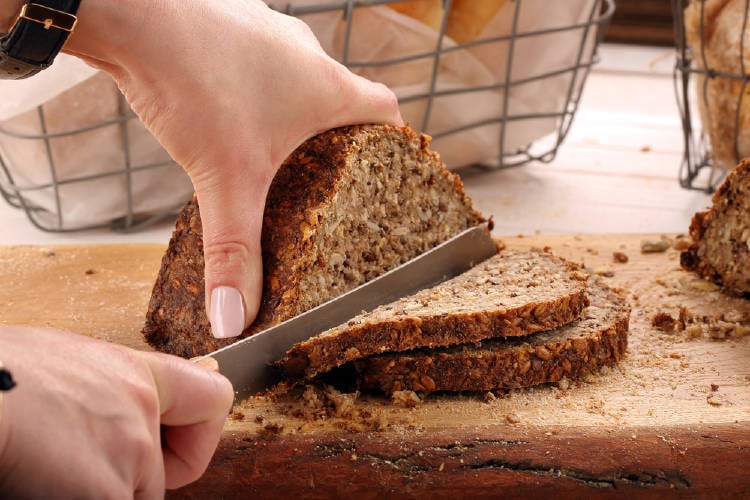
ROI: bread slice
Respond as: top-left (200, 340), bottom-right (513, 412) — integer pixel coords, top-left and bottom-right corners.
top-left (143, 125), bottom-right (486, 357)
top-left (681, 159), bottom-right (750, 296)
top-left (353, 277), bottom-right (629, 394)
top-left (281, 250), bottom-right (590, 380)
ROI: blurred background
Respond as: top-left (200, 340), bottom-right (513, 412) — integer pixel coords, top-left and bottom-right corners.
top-left (0, 0), bottom-right (739, 244)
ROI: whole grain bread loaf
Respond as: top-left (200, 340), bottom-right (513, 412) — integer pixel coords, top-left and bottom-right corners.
top-left (681, 159), bottom-right (750, 296)
top-left (353, 277), bottom-right (629, 394)
top-left (143, 125), bottom-right (486, 357)
top-left (281, 250), bottom-right (590, 380)
top-left (684, 0), bottom-right (750, 172)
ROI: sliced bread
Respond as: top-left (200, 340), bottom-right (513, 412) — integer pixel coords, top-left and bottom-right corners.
top-left (143, 125), bottom-right (487, 357)
top-left (681, 159), bottom-right (750, 296)
top-left (281, 250), bottom-right (590, 380)
top-left (352, 277), bottom-right (629, 394)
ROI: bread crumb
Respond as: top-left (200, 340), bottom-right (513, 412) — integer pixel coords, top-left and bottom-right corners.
top-left (231, 411), bottom-right (245, 421)
top-left (706, 393), bottom-right (730, 406)
top-left (581, 371), bottom-right (598, 384)
top-left (687, 278), bottom-right (720, 292)
top-left (673, 238), bottom-right (691, 251)
top-left (685, 324), bottom-right (703, 338)
top-left (505, 413), bottom-right (521, 424)
top-left (594, 267), bottom-right (615, 277)
top-left (261, 422), bottom-right (284, 435)
top-left (613, 251), bottom-right (629, 263)
top-left (641, 240), bottom-right (670, 253)
top-left (391, 390), bottom-right (422, 408)
top-left (652, 312), bottom-right (678, 333)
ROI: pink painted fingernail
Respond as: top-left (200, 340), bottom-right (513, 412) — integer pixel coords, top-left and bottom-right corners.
top-left (210, 286), bottom-right (245, 339)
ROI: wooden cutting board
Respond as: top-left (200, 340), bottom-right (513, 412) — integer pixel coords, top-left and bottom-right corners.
top-left (1, 234), bottom-right (749, 498)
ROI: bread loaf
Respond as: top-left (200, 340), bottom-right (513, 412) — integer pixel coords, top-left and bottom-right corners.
top-left (143, 125), bottom-right (486, 357)
top-left (354, 276), bottom-right (629, 394)
top-left (681, 159), bottom-right (750, 296)
top-left (388, 1), bottom-right (444, 32)
top-left (446, 0), bottom-right (507, 44)
top-left (684, 0), bottom-right (750, 171)
top-left (388, 0), bottom-right (507, 44)
top-left (281, 250), bottom-right (590, 380)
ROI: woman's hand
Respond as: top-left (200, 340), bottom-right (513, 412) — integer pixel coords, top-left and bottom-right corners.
top-left (0, 327), bottom-right (234, 497)
top-left (64, 0), bottom-right (403, 339)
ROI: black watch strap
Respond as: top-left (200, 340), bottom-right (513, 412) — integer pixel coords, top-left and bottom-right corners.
top-left (0, 1), bottom-right (81, 80)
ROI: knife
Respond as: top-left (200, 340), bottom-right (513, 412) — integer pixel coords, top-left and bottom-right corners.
top-left (196, 224), bottom-right (498, 400)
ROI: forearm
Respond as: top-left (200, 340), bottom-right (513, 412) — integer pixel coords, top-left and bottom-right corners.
top-left (63, 0), bottom-right (150, 73)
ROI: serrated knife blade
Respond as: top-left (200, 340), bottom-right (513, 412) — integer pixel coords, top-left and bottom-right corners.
top-left (196, 224), bottom-right (498, 401)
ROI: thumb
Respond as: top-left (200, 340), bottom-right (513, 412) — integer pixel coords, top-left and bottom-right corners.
top-left (136, 351), bottom-right (234, 490)
top-left (189, 159), bottom-right (273, 340)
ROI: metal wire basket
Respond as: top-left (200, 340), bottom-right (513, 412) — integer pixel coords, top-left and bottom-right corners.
top-left (672, 0), bottom-right (750, 192)
top-left (0, 0), bottom-right (614, 233)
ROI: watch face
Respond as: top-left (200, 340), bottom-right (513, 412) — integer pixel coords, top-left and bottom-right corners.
top-left (20, 3), bottom-right (78, 33)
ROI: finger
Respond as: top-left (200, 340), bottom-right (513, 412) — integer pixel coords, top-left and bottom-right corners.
top-left (346, 75), bottom-right (404, 128)
top-left (161, 414), bottom-right (227, 489)
top-left (324, 67), bottom-right (404, 130)
top-left (190, 355), bottom-right (220, 372)
top-left (291, 65), bottom-right (404, 148)
top-left (138, 352), bottom-right (234, 487)
top-left (283, 22), bottom-right (403, 130)
top-left (139, 351), bottom-right (233, 425)
top-left (134, 451), bottom-right (166, 500)
top-left (188, 154), bottom-right (274, 339)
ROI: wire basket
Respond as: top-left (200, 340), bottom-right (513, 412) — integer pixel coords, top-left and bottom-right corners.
top-left (0, 72), bottom-right (190, 233)
top-left (673, 0), bottom-right (750, 193)
top-left (0, 0), bottom-right (614, 233)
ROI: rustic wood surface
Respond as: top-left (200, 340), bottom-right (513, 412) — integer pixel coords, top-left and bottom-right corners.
top-left (0, 234), bottom-right (748, 498)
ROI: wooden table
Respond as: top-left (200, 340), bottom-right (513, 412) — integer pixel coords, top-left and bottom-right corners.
top-left (1, 234), bottom-right (748, 498)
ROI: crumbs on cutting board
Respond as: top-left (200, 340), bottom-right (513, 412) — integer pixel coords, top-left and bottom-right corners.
top-left (646, 265), bottom-right (750, 340)
top-left (613, 251), bottom-right (629, 263)
top-left (232, 385), bottom-right (425, 437)
top-left (225, 235), bottom-right (750, 435)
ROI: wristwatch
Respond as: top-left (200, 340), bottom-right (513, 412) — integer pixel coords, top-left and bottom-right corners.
top-left (0, 1), bottom-right (81, 80)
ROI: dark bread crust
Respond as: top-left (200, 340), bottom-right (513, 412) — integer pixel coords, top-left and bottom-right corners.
top-left (680, 159), bottom-right (750, 296)
top-left (144, 201), bottom-right (212, 356)
top-left (143, 125), bottom-right (486, 357)
top-left (281, 250), bottom-right (590, 380)
top-left (354, 277), bottom-right (629, 394)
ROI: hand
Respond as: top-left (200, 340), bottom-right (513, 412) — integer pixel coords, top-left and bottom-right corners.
top-left (0, 327), bottom-right (234, 497)
top-left (64, 0), bottom-right (404, 339)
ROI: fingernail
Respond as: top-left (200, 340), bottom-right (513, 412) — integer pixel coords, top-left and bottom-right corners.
top-left (191, 356), bottom-right (220, 372)
top-left (209, 286), bottom-right (245, 339)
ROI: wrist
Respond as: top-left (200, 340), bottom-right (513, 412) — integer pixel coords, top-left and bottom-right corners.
top-left (1, 1), bottom-right (24, 32)
top-left (62, 0), bottom-right (151, 71)
top-left (0, 359), bottom-right (15, 486)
